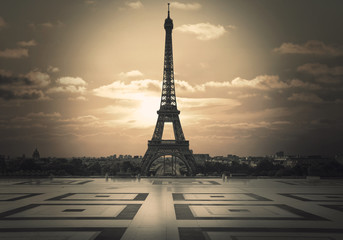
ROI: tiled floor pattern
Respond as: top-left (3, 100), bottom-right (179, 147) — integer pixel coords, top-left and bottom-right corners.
top-left (15, 179), bottom-right (93, 185)
top-left (0, 178), bottom-right (342, 239)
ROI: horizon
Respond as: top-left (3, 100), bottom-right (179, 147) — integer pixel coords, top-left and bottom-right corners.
top-left (5, 148), bottom-right (340, 160)
top-left (1, 0), bottom-right (343, 157)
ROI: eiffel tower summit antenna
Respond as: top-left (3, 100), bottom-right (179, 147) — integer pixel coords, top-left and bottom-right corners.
top-left (140, 3), bottom-right (197, 176)
top-left (168, 2), bottom-right (170, 18)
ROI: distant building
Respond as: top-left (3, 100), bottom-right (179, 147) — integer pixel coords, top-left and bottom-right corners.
top-left (193, 154), bottom-right (210, 165)
top-left (273, 151), bottom-right (288, 165)
top-left (32, 148), bottom-right (40, 161)
top-left (245, 156), bottom-right (270, 167)
top-left (275, 151), bottom-right (284, 158)
top-left (227, 154), bottom-right (240, 162)
top-left (285, 155), bottom-right (326, 168)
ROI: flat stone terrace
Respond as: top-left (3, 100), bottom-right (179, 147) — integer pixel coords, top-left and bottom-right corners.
top-left (0, 177), bottom-right (343, 240)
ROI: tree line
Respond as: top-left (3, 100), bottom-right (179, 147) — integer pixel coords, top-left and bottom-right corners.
top-left (1, 157), bottom-right (343, 177)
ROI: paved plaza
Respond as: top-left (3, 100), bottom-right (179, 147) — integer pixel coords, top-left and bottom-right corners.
top-left (0, 177), bottom-right (343, 240)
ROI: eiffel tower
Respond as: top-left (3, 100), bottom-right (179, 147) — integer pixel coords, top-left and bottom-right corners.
top-left (140, 3), bottom-right (197, 176)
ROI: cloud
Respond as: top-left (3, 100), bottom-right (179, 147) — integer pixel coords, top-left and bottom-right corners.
top-left (7, 112), bottom-right (61, 129)
top-left (26, 70), bottom-right (50, 87)
top-left (85, 0), bottom-right (97, 6)
top-left (297, 63), bottom-right (343, 76)
top-left (231, 75), bottom-right (288, 90)
top-left (47, 66), bottom-right (60, 73)
top-left (0, 16), bottom-right (6, 29)
top-left (178, 97), bottom-right (240, 109)
top-left (316, 76), bottom-right (341, 84)
top-left (0, 48), bottom-right (28, 58)
top-left (51, 115), bottom-right (103, 133)
top-left (57, 77), bottom-right (87, 86)
top-left (27, 112), bottom-right (61, 118)
top-left (1, 69), bottom-right (50, 88)
top-left (47, 76), bottom-right (87, 94)
top-left (0, 89), bottom-right (45, 101)
top-left (93, 78), bottom-right (244, 128)
top-left (287, 79), bottom-right (320, 90)
top-left (230, 75), bottom-right (320, 91)
top-left (93, 79), bottom-right (160, 100)
top-left (288, 93), bottom-right (323, 103)
top-left (0, 69), bottom-right (12, 77)
top-left (29, 21), bottom-right (64, 30)
top-left (203, 81), bottom-right (232, 88)
top-left (48, 86), bottom-right (86, 94)
top-left (40, 22), bottom-right (54, 28)
top-left (227, 25), bottom-right (237, 30)
top-left (273, 40), bottom-right (343, 56)
top-left (0, 70), bottom-right (50, 101)
top-left (176, 75), bottom-right (321, 93)
top-left (6, 112), bottom-right (104, 134)
top-left (215, 120), bottom-right (291, 130)
top-left (170, 2), bottom-right (201, 10)
top-left (228, 121), bottom-right (271, 130)
top-left (177, 97), bottom-right (242, 127)
top-left (237, 93), bottom-right (259, 99)
top-left (93, 79), bottom-right (163, 128)
top-left (183, 80), bottom-right (231, 92)
top-left (126, 1), bottom-right (143, 9)
top-left (69, 96), bottom-right (87, 101)
top-left (74, 115), bottom-right (99, 122)
top-left (175, 80), bottom-right (197, 92)
top-left (119, 70), bottom-right (143, 78)
top-left (47, 86), bottom-right (86, 94)
top-left (17, 40), bottom-right (37, 47)
top-left (175, 23), bottom-right (227, 40)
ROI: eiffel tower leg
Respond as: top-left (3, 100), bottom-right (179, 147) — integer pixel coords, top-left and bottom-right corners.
top-left (174, 156), bottom-right (176, 175)
top-left (163, 155), bottom-right (166, 175)
top-left (173, 117), bottom-right (185, 141)
top-left (172, 156), bottom-right (174, 175)
top-left (141, 147), bottom-right (158, 176)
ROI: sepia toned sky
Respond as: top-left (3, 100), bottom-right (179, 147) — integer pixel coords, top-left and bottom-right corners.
top-left (1, 0), bottom-right (343, 158)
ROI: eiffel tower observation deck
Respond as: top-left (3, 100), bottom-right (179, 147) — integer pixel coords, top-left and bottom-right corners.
top-left (140, 3), bottom-right (197, 176)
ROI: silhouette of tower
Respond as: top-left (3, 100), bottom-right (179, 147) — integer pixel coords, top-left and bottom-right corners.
top-left (140, 3), bottom-right (197, 176)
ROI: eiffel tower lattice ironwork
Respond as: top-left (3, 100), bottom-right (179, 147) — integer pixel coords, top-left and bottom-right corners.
top-left (140, 3), bottom-right (197, 176)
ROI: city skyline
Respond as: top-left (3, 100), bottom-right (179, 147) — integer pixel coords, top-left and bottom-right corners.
top-left (1, 0), bottom-right (343, 158)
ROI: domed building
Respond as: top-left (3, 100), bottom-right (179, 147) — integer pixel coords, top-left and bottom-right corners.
top-left (32, 148), bottom-right (40, 161)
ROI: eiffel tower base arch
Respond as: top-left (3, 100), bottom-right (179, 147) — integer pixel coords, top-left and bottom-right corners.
top-left (141, 141), bottom-right (197, 176)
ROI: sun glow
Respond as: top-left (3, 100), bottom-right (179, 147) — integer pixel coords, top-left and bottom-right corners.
top-left (135, 96), bottom-right (160, 127)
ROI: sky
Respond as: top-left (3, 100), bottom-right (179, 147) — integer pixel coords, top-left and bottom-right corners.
top-left (0, 0), bottom-right (343, 158)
